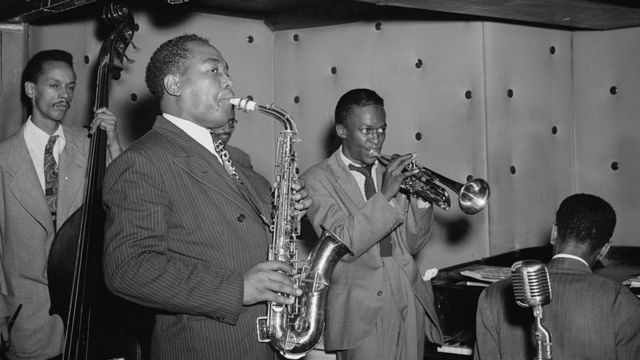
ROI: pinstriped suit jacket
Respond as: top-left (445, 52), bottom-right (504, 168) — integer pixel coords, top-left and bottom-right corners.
top-left (474, 257), bottom-right (640, 360)
top-left (0, 123), bottom-right (89, 359)
top-left (103, 116), bottom-right (275, 360)
top-left (300, 149), bottom-right (443, 351)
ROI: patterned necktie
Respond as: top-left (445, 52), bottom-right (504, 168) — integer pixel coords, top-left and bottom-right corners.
top-left (211, 134), bottom-right (240, 180)
top-left (44, 135), bottom-right (59, 226)
top-left (348, 163), bottom-right (392, 257)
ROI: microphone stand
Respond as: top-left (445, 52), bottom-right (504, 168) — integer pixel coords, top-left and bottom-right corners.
top-left (532, 304), bottom-right (552, 360)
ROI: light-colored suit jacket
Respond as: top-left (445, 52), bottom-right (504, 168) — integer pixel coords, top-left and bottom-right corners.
top-left (300, 149), bottom-right (443, 351)
top-left (0, 124), bottom-right (89, 360)
top-left (475, 257), bottom-right (640, 360)
top-left (103, 116), bottom-right (275, 360)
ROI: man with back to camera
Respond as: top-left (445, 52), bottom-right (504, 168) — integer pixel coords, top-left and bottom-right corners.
top-left (101, 34), bottom-right (311, 359)
top-left (0, 49), bottom-right (121, 360)
top-left (474, 193), bottom-right (640, 359)
top-left (300, 88), bottom-right (443, 360)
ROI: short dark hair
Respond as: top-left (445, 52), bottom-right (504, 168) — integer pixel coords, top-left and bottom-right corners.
top-left (334, 88), bottom-right (384, 125)
top-left (555, 193), bottom-right (616, 250)
top-left (23, 49), bottom-right (74, 84)
top-left (145, 34), bottom-right (211, 99)
top-left (21, 49), bottom-right (74, 113)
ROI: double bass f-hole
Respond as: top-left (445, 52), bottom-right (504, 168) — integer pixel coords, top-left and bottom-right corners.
top-left (46, 3), bottom-right (141, 360)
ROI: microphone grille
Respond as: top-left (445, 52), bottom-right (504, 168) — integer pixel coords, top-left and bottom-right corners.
top-left (511, 260), bottom-right (552, 308)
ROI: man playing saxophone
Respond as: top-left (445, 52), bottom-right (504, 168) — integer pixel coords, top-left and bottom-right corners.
top-left (301, 88), bottom-right (443, 360)
top-left (101, 34), bottom-right (311, 360)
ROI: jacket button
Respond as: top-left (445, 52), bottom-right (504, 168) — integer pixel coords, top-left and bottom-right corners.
top-left (237, 214), bottom-right (245, 222)
top-left (377, 290), bottom-right (383, 296)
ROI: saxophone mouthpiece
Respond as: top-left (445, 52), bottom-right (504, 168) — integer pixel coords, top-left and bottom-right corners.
top-left (369, 149), bottom-right (381, 157)
top-left (230, 98), bottom-right (257, 112)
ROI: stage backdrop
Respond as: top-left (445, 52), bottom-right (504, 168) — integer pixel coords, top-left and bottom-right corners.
top-left (5, 10), bottom-right (636, 269)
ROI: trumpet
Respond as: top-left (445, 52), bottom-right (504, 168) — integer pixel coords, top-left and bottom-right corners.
top-left (370, 150), bottom-right (490, 215)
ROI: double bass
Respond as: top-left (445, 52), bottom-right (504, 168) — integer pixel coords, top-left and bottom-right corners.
top-left (47, 3), bottom-right (146, 359)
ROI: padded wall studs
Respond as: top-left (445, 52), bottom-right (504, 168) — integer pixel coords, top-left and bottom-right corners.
top-left (574, 28), bottom-right (640, 247)
top-left (611, 162), bottom-right (619, 171)
top-left (485, 23), bottom-right (573, 254)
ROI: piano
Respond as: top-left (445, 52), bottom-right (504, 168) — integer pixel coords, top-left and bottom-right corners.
top-left (424, 245), bottom-right (640, 359)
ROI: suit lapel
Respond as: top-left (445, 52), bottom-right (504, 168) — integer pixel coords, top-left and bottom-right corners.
top-left (5, 128), bottom-right (54, 234)
top-left (326, 150), bottom-right (366, 209)
top-left (154, 117), bottom-right (261, 218)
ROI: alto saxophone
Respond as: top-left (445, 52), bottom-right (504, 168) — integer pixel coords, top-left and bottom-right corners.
top-left (230, 98), bottom-right (352, 359)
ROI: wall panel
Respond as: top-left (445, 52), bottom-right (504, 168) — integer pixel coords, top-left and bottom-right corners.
top-left (573, 28), bottom-right (640, 247)
top-left (484, 23), bottom-right (574, 255)
top-left (0, 23), bottom-right (28, 141)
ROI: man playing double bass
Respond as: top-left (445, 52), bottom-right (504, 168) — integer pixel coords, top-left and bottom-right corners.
top-left (0, 49), bottom-right (122, 360)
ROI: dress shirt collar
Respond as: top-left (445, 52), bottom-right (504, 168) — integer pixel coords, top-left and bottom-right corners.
top-left (338, 145), bottom-right (379, 174)
top-left (338, 145), bottom-right (381, 201)
top-left (24, 117), bottom-right (66, 192)
top-left (552, 253), bottom-right (590, 267)
top-left (163, 113), bottom-right (221, 163)
top-left (24, 116), bottom-right (66, 153)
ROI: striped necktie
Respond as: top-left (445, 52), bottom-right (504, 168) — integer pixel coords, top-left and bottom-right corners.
top-left (44, 135), bottom-right (59, 226)
top-left (348, 163), bottom-right (392, 257)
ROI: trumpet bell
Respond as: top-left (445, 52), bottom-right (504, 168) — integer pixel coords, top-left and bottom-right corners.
top-left (459, 178), bottom-right (490, 215)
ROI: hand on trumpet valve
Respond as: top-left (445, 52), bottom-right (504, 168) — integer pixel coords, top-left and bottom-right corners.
top-left (378, 152), bottom-right (419, 201)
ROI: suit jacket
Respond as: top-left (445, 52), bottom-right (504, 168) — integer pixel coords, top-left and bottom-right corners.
top-left (103, 116), bottom-right (274, 360)
top-left (0, 124), bottom-right (89, 360)
top-left (227, 144), bottom-right (253, 169)
top-left (300, 149), bottom-right (443, 351)
top-left (474, 257), bottom-right (640, 360)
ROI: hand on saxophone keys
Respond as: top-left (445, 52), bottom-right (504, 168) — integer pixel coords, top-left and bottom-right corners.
top-left (290, 179), bottom-right (312, 214)
top-left (242, 261), bottom-right (303, 306)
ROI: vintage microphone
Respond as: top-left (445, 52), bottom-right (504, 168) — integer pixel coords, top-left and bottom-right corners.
top-left (511, 260), bottom-right (553, 360)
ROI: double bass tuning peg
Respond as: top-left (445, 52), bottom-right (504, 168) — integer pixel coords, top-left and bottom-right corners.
top-left (103, 3), bottom-right (129, 24)
top-left (128, 39), bottom-right (139, 51)
top-left (123, 53), bottom-right (135, 64)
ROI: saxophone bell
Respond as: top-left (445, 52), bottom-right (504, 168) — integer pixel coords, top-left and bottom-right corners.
top-left (369, 149), bottom-right (490, 215)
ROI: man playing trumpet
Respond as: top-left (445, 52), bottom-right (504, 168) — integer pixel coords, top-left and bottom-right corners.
top-left (300, 88), bottom-right (442, 360)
